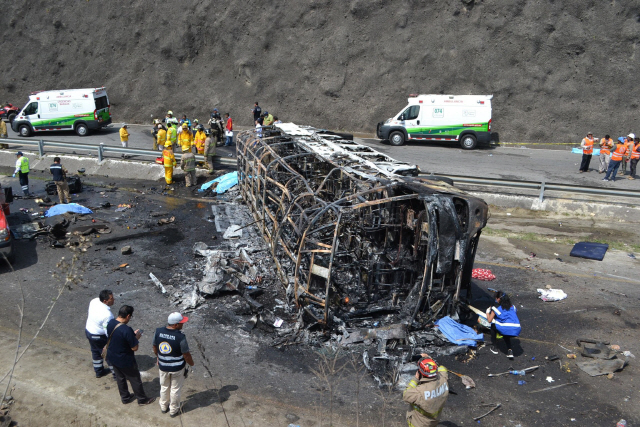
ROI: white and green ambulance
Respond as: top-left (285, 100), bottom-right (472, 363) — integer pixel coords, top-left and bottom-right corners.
top-left (376, 94), bottom-right (493, 149)
top-left (12, 87), bottom-right (112, 137)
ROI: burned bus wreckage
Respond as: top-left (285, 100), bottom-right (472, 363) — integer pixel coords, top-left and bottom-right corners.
top-left (235, 123), bottom-right (489, 356)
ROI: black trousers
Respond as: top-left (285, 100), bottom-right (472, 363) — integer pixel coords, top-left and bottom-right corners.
top-left (18, 172), bottom-right (29, 195)
top-left (113, 359), bottom-right (149, 403)
top-left (491, 323), bottom-right (513, 351)
top-left (631, 158), bottom-right (638, 177)
top-left (85, 330), bottom-right (113, 375)
top-left (579, 154), bottom-right (592, 172)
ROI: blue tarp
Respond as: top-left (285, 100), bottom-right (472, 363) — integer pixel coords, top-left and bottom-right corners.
top-left (572, 147), bottom-right (601, 156)
top-left (199, 171), bottom-right (238, 194)
top-left (45, 203), bottom-right (93, 217)
top-left (435, 316), bottom-right (484, 346)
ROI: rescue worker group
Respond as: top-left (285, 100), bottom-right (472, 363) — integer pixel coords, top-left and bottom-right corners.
top-left (117, 103), bottom-right (280, 187)
top-left (578, 132), bottom-right (640, 181)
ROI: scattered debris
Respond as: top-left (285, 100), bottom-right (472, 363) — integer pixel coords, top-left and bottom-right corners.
top-left (537, 288), bottom-right (567, 302)
top-left (577, 359), bottom-right (626, 377)
top-left (149, 272), bottom-right (167, 294)
top-left (569, 241), bottom-right (608, 261)
top-left (121, 245), bottom-right (132, 255)
top-left (157, 216), bottom-right (175, 225)
top-left (447, 370), bottom-right (476, 389)
top-left (488, 365), bottom-right (539, 377)
top-left (546, 376), bottom-right (555, 383)
top-left (471, 268), bottom-right (496, 281)
top-left (529, 382), bottom-right (578, 394)
top-left (222, 224), bottom-right (243, 239)
top-left (473, 402), bottom-right (501, 421)
top-left (44, 203), bottom-right (93, 217)
top-left (577, 339), bottom-right (615, 360)
top-left (567, 354), bottom-right (577, 359)
top-left (622, 351), bottom-right (635, 358)
top-left (434, 316), bottom-right (483, 346)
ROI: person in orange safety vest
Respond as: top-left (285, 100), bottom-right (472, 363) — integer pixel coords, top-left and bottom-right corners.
top-left (578, 132), bottom-right (595, 173)
top-left (603, 137), bottom-right (629, 182)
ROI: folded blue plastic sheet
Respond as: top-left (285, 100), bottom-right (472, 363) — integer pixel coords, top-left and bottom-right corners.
top-left (199, 172), bottom-right (238, 194)
top-left (45, 203), bottom-right (93, 217)
top-left (571, 147), bottom-right (601, 156)
top-left (435, 316), bottom-right (484, 346)
top-left (570, 241), bottom-right (609, 261)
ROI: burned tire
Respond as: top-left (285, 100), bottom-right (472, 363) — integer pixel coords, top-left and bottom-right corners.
top-left (75, 123), bottom-right (89, 137)
top-left (18, 124), bottom-right (31, 137)
top-left (460, 134), bottom-right (477, 150)
top-left (389, 131), bottom-right (405, 146)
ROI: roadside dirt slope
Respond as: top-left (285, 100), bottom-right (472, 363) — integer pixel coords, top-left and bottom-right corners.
top-left (1, 0), bottom-right (639, 141)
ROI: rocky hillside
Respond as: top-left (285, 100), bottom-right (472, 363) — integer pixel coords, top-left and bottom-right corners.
top-left (1, 0), bottom-right (639, 142)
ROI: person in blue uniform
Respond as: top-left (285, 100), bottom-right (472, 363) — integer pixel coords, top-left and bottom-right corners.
top-left (486, 291), bottom-right (521, 359)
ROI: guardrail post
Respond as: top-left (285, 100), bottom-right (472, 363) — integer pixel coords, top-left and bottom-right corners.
top-left (98, 143), bottom-right (104, 162)
top-left (38, 140), bottom-right (44, 157)
top-left (539, 180), bottom-right (546, 203)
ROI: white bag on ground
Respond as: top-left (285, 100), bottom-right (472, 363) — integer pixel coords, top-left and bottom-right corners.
top-left (537, 288), bottom-right (567, 302)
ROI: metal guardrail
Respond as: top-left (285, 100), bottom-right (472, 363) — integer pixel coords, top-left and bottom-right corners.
top-left (0, 137), bottom-right (237, 166)
top-left (422, 173), bottom-right (640, 202)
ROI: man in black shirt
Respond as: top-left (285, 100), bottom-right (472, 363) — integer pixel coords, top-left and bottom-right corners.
top-left (252, 102), bottom-right (262, 122)
top-left (106, 305), bottom-right (156, 405)
top-left (49, 157), bottom-right (71, 204)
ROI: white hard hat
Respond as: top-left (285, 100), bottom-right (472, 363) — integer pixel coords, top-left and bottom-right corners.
top-left (628, 133), bottom-right (635, 139)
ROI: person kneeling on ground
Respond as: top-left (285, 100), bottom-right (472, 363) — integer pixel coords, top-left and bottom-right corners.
top-left (486, 290), bottom-right (521, 359)
top-left (403, 353), bottom-right (449, 427)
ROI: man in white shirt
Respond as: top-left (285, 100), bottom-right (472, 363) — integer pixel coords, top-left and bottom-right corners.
top-left (85, 290), bottom-right (115, 378)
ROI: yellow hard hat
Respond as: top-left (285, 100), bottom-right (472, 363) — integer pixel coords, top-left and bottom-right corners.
top-left (165, 141), bottom-right (173, 147)
top-left (182, 123), bottom-right (188, 128)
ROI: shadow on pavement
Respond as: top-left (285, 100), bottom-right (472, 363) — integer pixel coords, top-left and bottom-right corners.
top-left (183, 385), bottom-right (239, 413)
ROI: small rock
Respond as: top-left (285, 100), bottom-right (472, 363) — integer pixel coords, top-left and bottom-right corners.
top-left (106, 246), bottom-right (116, 251)
top-left (121, 246), bottom-right (132, 255)
top-left (286, 414), bottom-right (300, 423)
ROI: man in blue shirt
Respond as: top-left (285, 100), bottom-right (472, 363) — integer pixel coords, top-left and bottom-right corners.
top-left (106, 305), bottom-right (156, 405)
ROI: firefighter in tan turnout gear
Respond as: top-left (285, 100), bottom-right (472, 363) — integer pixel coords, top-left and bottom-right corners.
top-left (403, 354), bottom-right (450, 427)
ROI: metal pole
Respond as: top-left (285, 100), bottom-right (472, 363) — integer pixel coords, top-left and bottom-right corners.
top-left (539, 180), bottom-right (545, 203)
top-left (98, 143), bottom-right (104, 162)
top-left (38, 140), bottom-right (44, 157)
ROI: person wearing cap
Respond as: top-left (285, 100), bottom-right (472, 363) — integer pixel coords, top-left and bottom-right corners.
top-left (598, 134), bottom-right (614, 173)
top-left (210, 108), bottom-right (221, 121)
top-left (13, 151), bottom-right (30, 196)
top-left (578, 132), bottom-right (595, 173)
top-left (153, 312), bottom-right (194, 417)
top-left (403, 353), bottom-right (449, 427)
top-left (155, 123), bottom-right (167, 151)
top-left (621, 133), bottom-right (635, 176)
top-left (164, 111), bottom-right (178, 126)
top-left (263, 111), bottom-right (274, 126)
top-left (178, 123), bottom-right (194, 153)
top-left (629, 137), bottom-right (640, 180)
top-left (106, 305), bottom-right (156, 406)
top-left (163, 141), bottom-right (177, 185)
top-left (119, 124), bottom-right (130, 158)
top-left (604, 137), bottom-right (629, 182)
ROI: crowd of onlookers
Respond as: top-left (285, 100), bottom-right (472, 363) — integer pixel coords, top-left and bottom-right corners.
top-left (578, 132), bottom-right (640, 181)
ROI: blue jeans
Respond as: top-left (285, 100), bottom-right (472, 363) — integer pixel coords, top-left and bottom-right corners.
top-left (225, 135), bottom-right (233, 146)
top-left (604, 160), bottom-right (621, 180)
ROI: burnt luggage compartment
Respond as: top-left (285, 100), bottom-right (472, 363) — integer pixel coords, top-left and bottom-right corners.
top-left (236, 123), bottom-right (488, 330)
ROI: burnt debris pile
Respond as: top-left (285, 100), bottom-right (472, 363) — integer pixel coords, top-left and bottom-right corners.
top-left (235, 123), bottom-right (489, 339)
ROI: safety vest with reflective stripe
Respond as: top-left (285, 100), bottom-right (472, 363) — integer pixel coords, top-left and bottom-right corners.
top-left (154, 327), bottom-right (186, 372)
top-left (194, 130), bottom-right (206, 152)
top-left (581, 138), bottom-right (594, 155)
top-left (600, 138), bottom-right (613, 155)
top-left (611, 143), bottom-right (628, 161)
top-left (163, 149), bottom-right (176, 167)
top-left (179, 130), bottom-right (194, 151)
top-left (167, 127), bottom-right (177, 144)
top-left (17, 156), bottom-right (29, 173)
top-left (157, 128), bottom-right (167, 146)
top-left (632, 143), bottom-right (640, 160)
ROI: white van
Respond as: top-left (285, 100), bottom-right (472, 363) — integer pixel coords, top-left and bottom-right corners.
top-left (376, 94), bottom-right (493, 149)
top-left (11, 87), bottom-right (112, 137)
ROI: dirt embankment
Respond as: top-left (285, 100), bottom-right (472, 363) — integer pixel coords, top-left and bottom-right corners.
top-left (1, 0), bottom-right (639, 142)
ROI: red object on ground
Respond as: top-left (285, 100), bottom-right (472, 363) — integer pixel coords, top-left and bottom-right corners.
top-left (472, 268), bottom-right (496, 281)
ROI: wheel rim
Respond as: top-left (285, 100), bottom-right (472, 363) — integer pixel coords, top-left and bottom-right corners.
top-left (20, 127), bottom-right (28, 136)
top-left (392, 134), bottom-right (402, 144)
top-left (463, 137), bottom-right (473, 147)
top-left (78, 126), bottom-right (87, 135)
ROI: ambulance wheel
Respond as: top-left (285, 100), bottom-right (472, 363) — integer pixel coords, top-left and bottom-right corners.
top-left (389, 131), bottom-right (405, 146)
top-left (75, 123), bottom-right (89, 137)
top-left (18, 124), bottom-right (31, 137)
top-left (460, 134), bottom-right (477, 150)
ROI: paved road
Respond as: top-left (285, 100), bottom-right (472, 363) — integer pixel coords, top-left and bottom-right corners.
top-left (2, 122), bottom-right (638, 190)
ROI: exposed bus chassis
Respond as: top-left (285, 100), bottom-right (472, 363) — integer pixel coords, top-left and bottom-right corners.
top-left (236, 124), bottom-right (488, 330)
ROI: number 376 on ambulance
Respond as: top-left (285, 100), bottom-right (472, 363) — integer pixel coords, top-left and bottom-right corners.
top-left (376, 94), bottom-right (493, 150)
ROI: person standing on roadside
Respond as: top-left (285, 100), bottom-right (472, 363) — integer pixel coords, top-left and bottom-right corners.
top-left (163, 142), bottom-right (177, 185)
top-left (13, 151), bottom-right (30, 196)
top-left (119, 124), bottom-right (130, 159)
top-left (180, 149), bottom-right (196, 187)
top-left (106, 305), bottom-right (156, 406)
top-left (621, 133), bottom-right (635, 176)
top-left (194, 124), bottom-right (206, 154)
top-left (178, 123), bottom-right (194, 153)
top-left (603, 138), bottom-right (629, 182)
top-left (85, 290), bottom-right (116, 379)
top-left (203, 134), bottom-right (216, 174)
top-left (166, 122), bottom-right (177, 148)
top-left (578, 132), bottom-right (595, 173)
top-left (262, 111), bottom-right (274, 126)
top-left (164, 111), bottom-right (178, 127)
top-left (252, 102), bottom-right (262, 123)
top-left (155, 123), bottom-right (167, 151)
top-left (49, 157), bottom-right (71, 204)
top-left (0, 118), bottom-right (8, 149)
top-left (224, 113), bottom-right (233, 146)
top-left (629, 137), bottom-right (640, 180)
top-left (598, 134), bottom-right (614, 173)
top-left (153, 312), bottom-right (194, 417)
top-left (403, 353), bottom-right (449, 427)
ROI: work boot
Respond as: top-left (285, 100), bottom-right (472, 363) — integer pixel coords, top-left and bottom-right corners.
top-left (490, 346), bottom-right (498, 355)
top-left (507, 349), bottom-right (514, 359)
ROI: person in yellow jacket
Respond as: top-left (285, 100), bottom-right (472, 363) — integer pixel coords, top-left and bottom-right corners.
top-left (178, 123), bottom-right (194, 153)
top-left (194, 125), bottom-right (206, 154)
top-left (166, 122), bottom-right (177, 148)
top-left (0, 119), bottom-right (8, 149)
top-left (119, 124), bottom-right (130, 159)
top-left (155, 124), bottom-right (167, 151)
top-left (403, 354), bottom-right (449, 427)
top-left (162, 142), bottom-right (177, 185)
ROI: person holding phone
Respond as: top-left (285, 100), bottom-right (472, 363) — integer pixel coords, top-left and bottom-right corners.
top-left (106, 305), bottom-right (156, 405)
